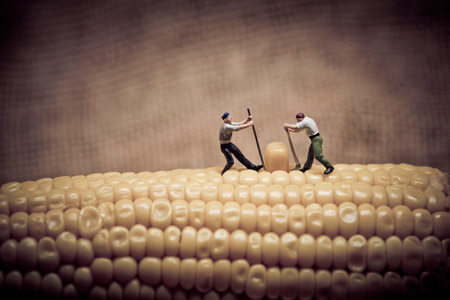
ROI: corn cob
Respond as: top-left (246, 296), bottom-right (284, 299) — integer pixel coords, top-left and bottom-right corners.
top-left (0, 161), bottom-right (449, 299)
top-left (1, 228), bottom-right (447, 274)
top-left (1, 165), bottom-right (448, 213)
top-left (1, 261), bottom-right (448, 299)
top-left (1, 201), bottom-right (448, 243)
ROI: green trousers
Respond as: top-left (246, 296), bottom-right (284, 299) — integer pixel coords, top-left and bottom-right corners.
top-left (304, 135), bottom-right (332, 169)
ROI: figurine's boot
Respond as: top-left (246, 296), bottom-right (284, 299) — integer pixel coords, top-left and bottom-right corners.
top-left (291, 163), bottom-right (302, 171)
top-left (324, 166), bottom-right (334, 175)
top-left (252, 165), bottom-right (263, 172)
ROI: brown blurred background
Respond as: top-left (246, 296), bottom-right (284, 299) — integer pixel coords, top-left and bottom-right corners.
top-left (1, 0), bottom-right (449, 184)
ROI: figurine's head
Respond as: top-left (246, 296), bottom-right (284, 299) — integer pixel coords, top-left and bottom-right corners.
top-left (222, 112), bottom-right (231, 123)
top-left (296, 112), bottom-right (305, 122)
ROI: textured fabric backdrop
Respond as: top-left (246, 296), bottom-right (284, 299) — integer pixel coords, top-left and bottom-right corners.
top-left (1, 0), bottom-right (449, 184)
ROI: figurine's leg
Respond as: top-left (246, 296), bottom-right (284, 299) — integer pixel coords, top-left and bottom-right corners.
top-left (301, 143), bottom-right (314, 171)
top-left (220, 144), bottom-right (234, 175)
top-left (311, 136), bottom-right (334, 174)
top-left (229, 143), bottom-right (256, 169)
top-left (311, 136), bottom-right (332, 168)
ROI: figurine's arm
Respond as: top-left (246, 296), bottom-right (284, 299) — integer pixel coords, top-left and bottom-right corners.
top-left (238, 120), bottom-right (254, 130)
top-left (284, 123), bottom-right (300, 132)
top-left (239, 115), bottom-right (253, 125)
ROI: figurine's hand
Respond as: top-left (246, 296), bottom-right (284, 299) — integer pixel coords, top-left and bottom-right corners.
top-left (248, 120), bottom-right (254, 126)
top-left (247, 115), bottom-right (253, 122)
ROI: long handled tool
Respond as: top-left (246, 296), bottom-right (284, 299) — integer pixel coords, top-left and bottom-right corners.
top-left (247, 108), bottom-right (266, 170)
top-left (286, 130), bottom-right (301, 170)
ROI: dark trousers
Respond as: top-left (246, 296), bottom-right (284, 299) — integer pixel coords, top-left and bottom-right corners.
top-left (220, 143), bottom-right (255, 174)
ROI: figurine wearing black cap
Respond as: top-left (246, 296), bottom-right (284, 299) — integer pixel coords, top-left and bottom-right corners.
top-left (219, 112), bottom-right (263, 175)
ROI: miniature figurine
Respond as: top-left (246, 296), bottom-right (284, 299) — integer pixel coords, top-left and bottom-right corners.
top-left (220, 112), bottom-right (264, 175)
top-left (283, 112), bottom-right (334, 174)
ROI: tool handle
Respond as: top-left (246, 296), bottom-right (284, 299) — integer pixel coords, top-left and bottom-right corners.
top-left (246, 108), bottom-right (265, 170)
top-left (286, 130), bottom-right (300, 165)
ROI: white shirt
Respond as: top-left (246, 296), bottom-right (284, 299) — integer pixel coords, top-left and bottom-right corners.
top-left (296, 116), bottom-right (319, 137)
top-left (219, 122), bottom-right (239, 144)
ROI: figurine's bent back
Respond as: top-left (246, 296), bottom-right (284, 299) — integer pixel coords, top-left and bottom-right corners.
top-left (219, 112), bottom-right (263, 175)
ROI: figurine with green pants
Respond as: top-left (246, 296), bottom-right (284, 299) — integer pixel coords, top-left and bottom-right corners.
top-left (283, 112), bottom-right (334, 175)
